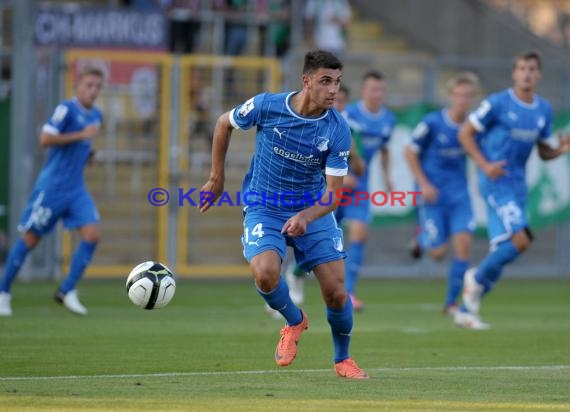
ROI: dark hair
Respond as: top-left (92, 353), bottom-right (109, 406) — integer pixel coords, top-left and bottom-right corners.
top-left (303, 50), bottom-right (343, 74)
top-left (362, 70), bottom-right (384, 82)
top-left (339, 84), bottom-right (350, 96)
top-left (513, 50), bottom-right (542, 70)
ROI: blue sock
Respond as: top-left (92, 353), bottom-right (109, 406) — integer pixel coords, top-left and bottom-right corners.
top-left (58, 240), bottom-right (97, 294)
top-left (474, 240), bottom-right (519, 294)
top-left (0, 239), bottom-right (30, 293)
top-left (345, 241), bottom-right (364, 294)
top-left (327, 297), bottom-right (353, 363)
top-left (257, 277), bottom-right (302, 326)
top-left (445, 258), bottom-right (468, 306)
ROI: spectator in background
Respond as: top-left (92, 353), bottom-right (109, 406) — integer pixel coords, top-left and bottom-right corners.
top-left (217, 0), bottom-right (249, 56)
top-left (305, 0), bottom-right (351, 55)
top-left (164, 0), bottom-right (202, 54)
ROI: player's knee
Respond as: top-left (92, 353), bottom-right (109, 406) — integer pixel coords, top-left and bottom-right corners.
top-left (250, 261), bottom-right (280, 292)
top-left (323, 287), bottom-right (347, 309)
top-left (22, 232), bottom-right (40, 249)
top-left (428, 246), bottom-right (447, 261)
top-left (513, 228), bottom-right (533, 252)
top-left (83, 230), bottom-right (101, 244)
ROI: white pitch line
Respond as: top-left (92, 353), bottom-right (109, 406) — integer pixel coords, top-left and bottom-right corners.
top-left (0, 365), bottom-right (568, 382)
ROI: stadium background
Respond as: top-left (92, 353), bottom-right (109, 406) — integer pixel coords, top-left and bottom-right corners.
top-left (0, 0), bottom-right (569, 282)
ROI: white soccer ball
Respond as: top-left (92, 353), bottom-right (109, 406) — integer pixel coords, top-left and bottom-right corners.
top-left (126, 261), bottom-right (176, 309)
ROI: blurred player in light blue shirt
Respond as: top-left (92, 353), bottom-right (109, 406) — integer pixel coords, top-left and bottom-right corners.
top-left (0, 66), bottom-right (104, 317)
top-left (405, 72), bottom-right (480, 315)
top-left (456, 51), bottom-right (570, 329)
top-left (199, 50), bottom-right (368, 379)
top-left (336, 71), bottom-right (396, 311)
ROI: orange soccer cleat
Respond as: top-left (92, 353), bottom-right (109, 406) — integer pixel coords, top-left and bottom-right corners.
top-left (274, 311), bottom-right (309, 366)
top-left (334, 358), bottom-right (369, 380)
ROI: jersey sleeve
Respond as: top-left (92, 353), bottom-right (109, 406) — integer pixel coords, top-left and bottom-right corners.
top-left (42, 102), bottom-right (72, 135)
top-left (538, 101), bottom-right (553, 140)
top-left (468, 94), bottom-right (501, 132)
top-left (408, 117), bottom-right (432, 154)
top-left (229, 93), bottom-right (266, 131)
top-left (325, 121), bottom-right (351, 177)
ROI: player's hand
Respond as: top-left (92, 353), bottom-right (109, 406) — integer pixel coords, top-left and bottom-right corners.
top-left (482, 160), bottom-right (507, 180)
top-left (420, 181), bottom-right (438, 204)
top-left (80, 124), bottom-right (99, 140)
top-left (558, 132), bottom-right (570, 155)
top-left (281, 213), bottom-right (309, 237)
top-left (198, 176), bottom-right (224, 213)
top-left (349, 156), bottom-right (366, 177)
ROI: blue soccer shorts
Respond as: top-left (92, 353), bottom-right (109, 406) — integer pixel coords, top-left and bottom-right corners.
top-left (484, 189), bottom-right (527, 247)
top-left (18, 187), bottom-right (100, 236)
top-left (241, 207), bottom-right (346, 272)
top-left (418, 193), bottom-right (475, 250)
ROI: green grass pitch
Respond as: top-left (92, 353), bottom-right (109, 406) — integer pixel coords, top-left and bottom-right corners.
top-left (0, 278), bottom-right (569, 411)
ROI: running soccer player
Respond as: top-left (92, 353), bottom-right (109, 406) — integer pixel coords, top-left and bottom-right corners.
top-left (278, 84), bottom-right (364, 310)
top-left (456, 51), bottom-right (570, 329)
top-left (404, 72), bottom-right (480, 315)
top-left (199, 50), bottom-right (368, 379)
top-left (336, 70), bottom-right (396, 311)
top-left (0, 66), bottom-right (104, 316)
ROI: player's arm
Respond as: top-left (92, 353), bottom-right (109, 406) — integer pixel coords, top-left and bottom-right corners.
top-left (537, 132), bottom-right (570, 160)
top-left (281, 174), bottom-right (344, 237)
top-left (348, 143), bottom-right (365, 177)
top-left (458, 121), bottom-right (506, 180)
top-left (380, 147), bottom-right (392, 192)
top-left (404, 144), bottom-right (438, 203)
top-left (39, 124), bottom-right (99, 148)
top-left (198, 111), bottom-right (234, 213)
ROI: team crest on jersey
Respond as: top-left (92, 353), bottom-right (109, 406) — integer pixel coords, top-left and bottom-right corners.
top-left (238, 98), bottom-right (255, 117)
top-left (314, 136), bottom-right (329, 152)
top-left (537, 116), bottom-right (545, 129)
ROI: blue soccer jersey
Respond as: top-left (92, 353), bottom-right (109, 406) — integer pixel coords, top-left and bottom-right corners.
top-left (410, 109), bottom-right (469, 196)
top-left (230, 92), bottom-right (351, 211)
top-left (410, 109), bottom-right (474, 248)
top-left (35, 97), bottom-right (103, 192)
top-left (469, 88), bottom-right (553, 195)
top-left (469, 88), bottom-right (553, 244)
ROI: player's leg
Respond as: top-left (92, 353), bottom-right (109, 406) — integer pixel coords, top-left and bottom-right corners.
top-left (294, 212), bottom-right (367, 379)
top-left (56, 190), bottom-right (101, 315)
top-left (446, 232), bottom-right (470, 312)
top-left (243, 209), bottom-right (307, 366)
top-left (461, 194), bottom-right (529, 317)
top-left (283, 248), bottom-right (305, 306)
top-left (0, 231), bottom-right (41, 316)
top-left (0, 189), bottom-right (61, 316)
top-left (312, 260), bottom-right (367, 379)
top-left (444, 200), bottom-right (474, 314)
top-left (344, 219), bottom-right (367, 310)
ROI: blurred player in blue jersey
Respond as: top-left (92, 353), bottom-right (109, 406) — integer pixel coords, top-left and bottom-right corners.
top-left (275, 84), bottom-right (364, 312)
top-left (404, 72), bottom-right (480, 316)
top-left (199, 50), bottom-right (368, 379)
top-left (0, 66), bottom-right (104, 317)
top-left (336, 70), bottom-right (396, 311)
top-left (456, 51), bottom-right (570, 329)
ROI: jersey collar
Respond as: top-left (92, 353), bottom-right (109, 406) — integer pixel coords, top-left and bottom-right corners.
top-left (508, 88), bottom-right (538, 109)
top-left (285, 92), bottom-right (329, 121)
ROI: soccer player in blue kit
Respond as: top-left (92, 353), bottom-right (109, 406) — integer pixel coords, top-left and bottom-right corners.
top-left (0, 66), bottom-right (104, 317)
top-left (199, 50), bottom-right (368, 379)
top-left (336, 70), bottom-right (396, 311)
top-left (404, 73), bottom-right (480, 316)
top-left (456, 51), bottom-right (570, 329)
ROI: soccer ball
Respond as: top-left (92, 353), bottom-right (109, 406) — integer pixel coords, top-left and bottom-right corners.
top-left (126, 261), bottom-right (176, 309)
